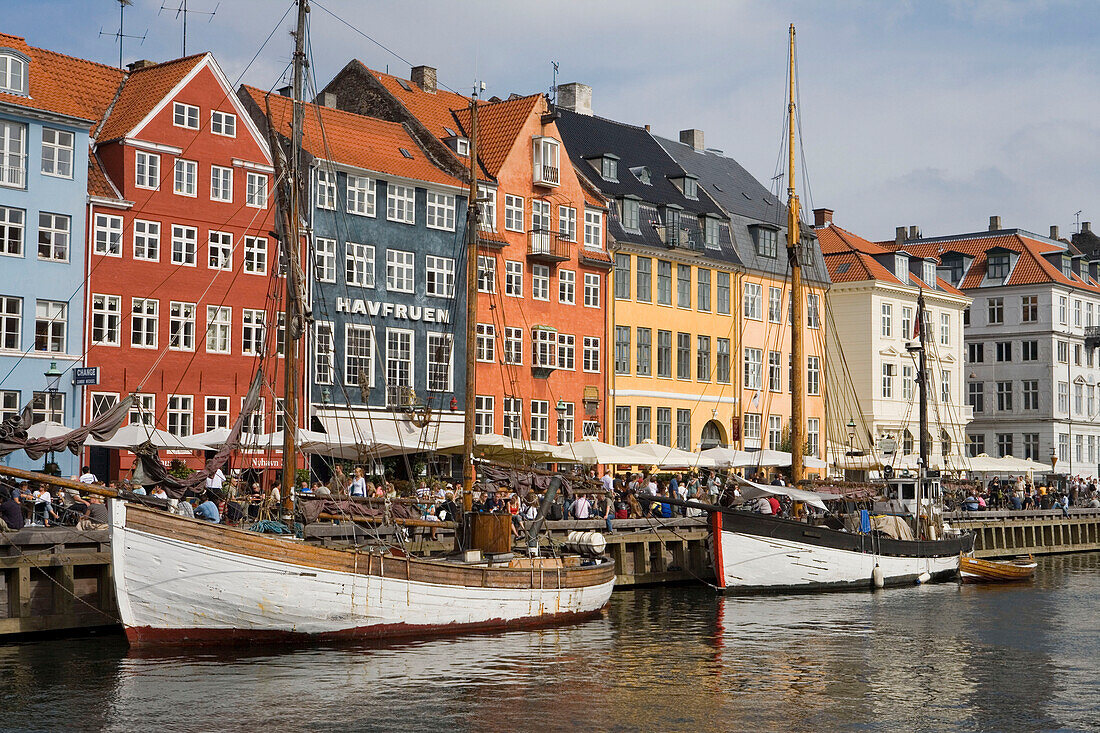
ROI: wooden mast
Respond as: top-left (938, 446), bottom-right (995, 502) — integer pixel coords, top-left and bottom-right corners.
top-left (280, 0), bottom-right (309, 508)
top-left (786, 24), bottom-right (805, 485)
top-left (461, 90), bottom-right (480, 513)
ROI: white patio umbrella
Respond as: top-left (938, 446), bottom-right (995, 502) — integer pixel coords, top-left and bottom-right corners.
top-left (25, 421), bottom-right (71, 440)
top-left (464, 433), bottom-right (558, 459)
top-left (732, 449), bottom-right (828, 470)
top-left (552, 437), bottom-right (653, 466)
top-left (190, 427), bottom-right (233, 450)
top-left (629, 440), bottom-right (716, 469)
top-left (998, 454), bottom-right (1054, 473)
top-left (243, 429), bottom-right (359, 456)
top-left (698, 446), bottom-right (751, 468)
top-left (86, 424), bottom-right (208, 451)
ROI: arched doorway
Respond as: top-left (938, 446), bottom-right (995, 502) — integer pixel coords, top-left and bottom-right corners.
top-left (700, 420), bottom-right (726, 450)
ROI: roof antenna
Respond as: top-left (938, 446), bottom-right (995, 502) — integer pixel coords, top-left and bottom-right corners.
top-left (1076, 210), bottom-right (1083, 234)
top-left (550, 60), bottom-right (559, 103)
top-left (100, 0), bottom-right (147, 69)
top-left (158, 0), bottom-right (219, 56)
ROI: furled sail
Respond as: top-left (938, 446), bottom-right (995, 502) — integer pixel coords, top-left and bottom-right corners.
top-left (0, 395), bottom-right (133, 461)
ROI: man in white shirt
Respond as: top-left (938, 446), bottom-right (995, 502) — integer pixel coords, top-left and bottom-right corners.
top-left (601, 471), bottom-right (614, 493)
top-left (206, 467), bottom-right (225, 492)
top-left (78, 466), bottom-right (97, 484)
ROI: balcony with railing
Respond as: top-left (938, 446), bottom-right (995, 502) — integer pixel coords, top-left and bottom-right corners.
top-left (534, 164), bottom-right (559, 187)
top-left (527, 228), bottom-right (570, 262)
top-left (1086, 326), bottom-right (1100, 350)
top-left (0, 163), bottom-right (26, 189)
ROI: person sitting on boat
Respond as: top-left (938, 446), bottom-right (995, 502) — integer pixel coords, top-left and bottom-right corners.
top-left (571, 493), bottom-right (591, 520)
top-left (194, 494), bottom-right (221, 523)
top-left (0, 487), bottom-right (25, 531)
top-left (755, 495), bottom-right (773, 515)
top-left (483, 491), bottom-right (501, 513)
top-left (766, 495), bottom-right (782, 516)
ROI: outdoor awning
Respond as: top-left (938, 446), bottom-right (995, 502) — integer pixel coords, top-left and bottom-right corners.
top-left (732, 474), bottom-right (830, 511)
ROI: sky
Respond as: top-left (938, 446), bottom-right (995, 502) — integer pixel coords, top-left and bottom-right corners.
top-left (8, 0), bottom-right (1100, 241)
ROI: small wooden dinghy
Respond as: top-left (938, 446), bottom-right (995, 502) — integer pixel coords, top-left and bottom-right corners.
top-left (959, 555), bottom-right (1036, 583)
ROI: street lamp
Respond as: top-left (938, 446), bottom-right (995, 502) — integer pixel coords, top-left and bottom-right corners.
top-left (555, 399), bottom-right (567, 445)
top-left (42, 361), bottom-right (62, 472)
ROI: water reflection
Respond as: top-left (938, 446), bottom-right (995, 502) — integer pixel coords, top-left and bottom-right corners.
top-left (3, 554), bottom-right (1100, 732)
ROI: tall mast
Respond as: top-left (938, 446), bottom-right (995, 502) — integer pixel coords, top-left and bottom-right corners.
top-left (917, 289), bottom-right (930, 533)
top-left (786, 24), bottom-right (805, 485)
top-left (461, 91), bottom-right (480, 512)
top-left (280, 0), bottom-right (309, 508)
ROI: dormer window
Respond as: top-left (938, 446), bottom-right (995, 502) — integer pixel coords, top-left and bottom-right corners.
top-left (533, 136), bottom-right (560, 186)
top-left (1062, 255), bottom-right (1072, 278)
top-left (702, 215), bottom-right (720, 249)
top-left (0, 52), bottom-right (28, 96)
top-left (750, 224), bottom-right (778, 258)
top-left (670, 174), bottom-right (699, 200)
top-left (922, 261), bottom-right (936, 287)
top-left (986, 253), bottom-right (1010, 280)
top-left (630, 166), bottom-right (651, 185)
top-left (894, 254), bottom-right (909, 281)
top-left (620, 197), bottom-right (640, 232)
top-left (601, 156), bottom-right (618, 182)
top-left (662, 206), bottom-right (682, 247)
top-left (944, 257), bottom-right (964, 285)
top-left (455, 137), bottom-right (470, 156)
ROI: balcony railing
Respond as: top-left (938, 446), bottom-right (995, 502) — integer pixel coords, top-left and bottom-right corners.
top-left (527, 229), bottom-right (570, 262)
top-left (0, 164), bottom-right (26, 188)
top-left (534, 164), bottom-right (559, 187)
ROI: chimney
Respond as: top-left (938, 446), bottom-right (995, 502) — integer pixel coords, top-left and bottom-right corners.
top-left (909, 225), bottom-right (920, 239)
top-left (557, 82), bottom-right (592, 115)
top-left (644, 124), bottom-right (651, 132)
top-left (813, 208), bottom-right (834, 227)
top-left (679, 129), bottom-right (704, 151)
top-left (895, 226), bottom-right (907, 245)
top-left (126, 59), bottom-right (157, 72)
top-left (410, 65), bottom-right (437, 93)
top-left (989, 215), bottom-right (1001, 231)
top-left (1084, 221), bottom-right (1093, 234)
top-left (1050, 225), bottom-right (1060, 240)
top-left (321, 92), bottom-right (337, 108)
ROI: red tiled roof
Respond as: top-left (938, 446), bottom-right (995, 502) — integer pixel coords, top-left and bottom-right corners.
top-left (453, 94), bottom-right (541, 178)
top-left (366, 64), bottom-right (474, 141)
top-left (0, 32), bottom-right (124, 124)
top-left (97, 54), bottom-right (206, 141)
top-left (242, 86), bottom-right (462, 188)
top-left (87, 150), bottom-right (122, 201)
top-left (580, 248), bottom-right (613, 264)
top-left (817, 223), bottom-right (963, 295)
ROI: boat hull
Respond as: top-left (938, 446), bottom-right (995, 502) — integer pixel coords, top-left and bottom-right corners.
top-left (959, 556), bottom-right (1036, 583)
top-left (711, 510), bottom-right (973, 593)
top-left (110, 501), bottom-right (615, 645)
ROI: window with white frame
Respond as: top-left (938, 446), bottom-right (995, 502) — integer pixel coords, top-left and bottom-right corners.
top-left (211, 110), bottom-right (236, 137)
top-left (533, 137), bottom-right (560, 184)
top-left (477, 185), bottom-right (496, 231)
top-left (129, 393), bottom-right (154, 426)
top-left (704, 216), bottom-right (720, 248)
top-left (37, 212), bottom-right (69, 261)
top-left (242, 396), bottom-right (264, 434)
top-left (743, 282), bottom-right (762, 319)
top-left (244, 236), bottom-right (267, 274)
top-left (315, 167), bottom-right (336, 210)
top-left (504, 194), bottom-right (524, 232)
top-left (91, 294), bottom-right (121, 346)
top-left (314, 237), bottom-right (336, 283)
top-left (532, 264), bottom-right (550, 300)
top-left (168, 301), bottom-right (195, 351)
top-left (621, 198), bottom-right (640, 231)
top-left (134, 150), bottom-right (159, 189)
top-left (743, 347), bottom-right (762, 389)
top-left (313, 321), bottom-right (334, 385)
top-left (210, 165), bottom-right (232, 202)
top-left (424, 255), bottom-right (455, 297)
top-left (89, 392), bottom-right (118, 420)
top-left (558, 333), bottom-right (575, 370)
top-left (346, 242), bottom-right (374, 287)
top-left (385, 329), bottom-right (413, 407)
top-left (171, 224), bottom-right (197, 265)
top-left (33, 300), bottom-right (65, 353)
top-left (0, 206), bottom-right (23, 256)
top-left (31, 391), bottom-right (64, 424)
top-left (882, 363), bottom-right (895, 398)
top-left (503, 327), bottom-right (523, 365)
top-left (531, 199), bottom-right (551, 233)
top-left (807, 292), bottom-right (821, 329)
top-left (173, 102), bottom-right (199, 129)
top-left (208, 231), bottom-right (232, 270)
top-left (94, 214), bottom-right (123, 256)
top-left (768, 351), bottom-right (782, 392)
top-left (583, 336), bottom-right (600, 372)
top-left (174, 159), bottom-right (197, 196)
top-left (583, 273), bottom-right (600, 308)
top-left (242, 308), bottom-right (265, 356)
top-left (532, 328), bottom-right (557, 368)
top-left (807, 355), bottom-right (821, 396)
top-left (531, 400), bottom-right (549, 442)
top-left (807, 418), bottom-right (820, 458)
top-left (558, 269), bottom-right (575, 304)
top-left (166, 395), bottom-right (193, 436)
top-left (344, 323), bottom-right (373, 386)
top-left (505, 260), bottom-right (523, 297)
top-left (477, 255), bottom-right (496, 293)
top-left (940, 312), bottom-right (950, 345)
top-left (503, 397), bottom-right (522, 439)
top-left (0, 53), bottom-right (27, 96)
top-left (387, 183), bottom-right (415, 224)
top-left (476, 323), bottom-right (495, 363)
top-left (768, 415), bottom-right (783, 451)
top-left (347, 175), bottom-right (375, 216)
top-left (133, 219), bottom-right (160, 261)
top-left (427, 333), bottom-right (452, 392)
top-left (559, 206), bottom-right (577, 241)
top-left (475, 395), bottom-right (494, 435)
top-left (0, 296), bottom-right (20, 349)
top-left (557, 402), bottom-right (575, 445)
top-left (0, 121), bottom-right (25, 188)
top-left (205, 306), bottom-right (231, 354)
top-left (636, 328), bottom-right (651, 376)
top-left (205, 396), bottom-right (230, 431)
top-left (386, 249), bottom-right (414, 292)
top-left (246, 172), bottom-right (268, 208)
top-left (881, 302), bottom-right (893, 336)
top-left (41, 128), bottom-right (73, 178)
top-left (584, 210), bottom-right (603, 249)
top-left (131, 298), bottom-right (157, 348)
top-left (426, 191), bottom-right (456, 231)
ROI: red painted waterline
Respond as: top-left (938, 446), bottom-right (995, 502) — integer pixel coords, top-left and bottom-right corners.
top-left (124, 606), bottom-right (607, 646)
top-left (711, 510), bottom-right (726, 589)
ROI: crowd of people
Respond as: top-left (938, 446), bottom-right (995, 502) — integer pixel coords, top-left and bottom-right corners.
top-left (953, 474), bottom-right (1100, 515)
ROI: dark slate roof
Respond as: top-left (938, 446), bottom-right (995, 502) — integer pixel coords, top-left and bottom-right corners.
top-left (1072, 228), bottom-right (1100, 258)
top-left (656, 134), bottom-right (829, 285)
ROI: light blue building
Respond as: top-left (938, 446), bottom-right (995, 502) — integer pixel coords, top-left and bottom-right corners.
top-left (0, 35), bottom-right (124, 475)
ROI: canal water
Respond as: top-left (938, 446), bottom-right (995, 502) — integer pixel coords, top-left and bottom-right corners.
top-left (3, 553), bottom-right (1100, 732)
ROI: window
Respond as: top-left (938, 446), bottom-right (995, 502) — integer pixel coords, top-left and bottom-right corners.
top-left (1020, 340), bottom-right (1038, 361)
top-left (532, 264), bottom-right (550, 300)
top-left (881, 363), bottom-right (895, 398)
top-left (168, 301), bottom-right (195, 351)
top-left (881, 303), bottom-right (893, 337)
top-left (677, 333), bottom-right (692, 380)
top-left (1057, 340), bottom-right (1069, 364)
top-left (345, 242), bottom-right (375, 288)
top-left (210, 110), bottom-right (236, 137)
top-left (31, 392), bottom-right (64, 425)
top-left (584, 210), bottom-right (603, 248)
top-left (664, 208), bottom-right (681, 246)
top-left (1022, 433), bottom-right (1040, 461)
top-left (968, 343), bottom-right (984, 363)
top-left (312, 168), bottom-right (337, 210)
top-left (697, 268), bottom-right (711, 311)
top-left (386, 249), bottom-right (415, 292)
top-left (677, 264), bottom-right (691, 308)
top-left (716, 338), bottom-right (730, 383)
top-left (34, 300), bottom-right (65, 353)
top-left (426, 191), bottom-right (456, 230)
top-left (0, 53), bottom-right (27, 95)
top-left (241, 236), bottom-right (266, 275)
top-left (124, 393), bottom-right (154, 426)
top-left (0, 296), bottom-right (20, 349)
top-left (807, 418), bottom-right (820, 459)
top-left (89, 393), bottom-right (118, 420)
top-left (996, 381), bottom-right (1012, 412)
top-left (767, 351), bottom-right (782, 392)
top-left (743, 282), bottom-right (762, 319)
top-left (941, 369), bottom-right (951, 403)
top-left (503, 327), bottom-right (523, 365)
top-left (744, 348), bottom-right (763, 390)
top-left (385, 329), bottom-right (414, 407)
top-left (807, 356), bottom-right (821, 396)
top-left (583, 273), bottom-right (600, 308)
top-left (1021, 295), bottom-right (1038, 322)
top-left (636, 257), bottom-right (652, 302)
top-left (244, 172), bottom-right (268, 208)
top-left (477, 184), bottom-right (495, 231)
top-left (170, 224), bottom-right (197, 265)
top-left (1022, 380), bottom-right (1039, 410)
top-left (127, 219), bottom-right (160, 261)
top-left (505, 260), bottom-right (523, 297)
top-left (477, 256), bottom-right (496, 294)
top-left (557, 402), bottom-right (575, 445)
top-left (242, 308), bottom-right (265, 356)
top-left (559, 206), bottom-right (577, 241)
top-left (205, 306), bottom-right (230, 354)
top-left (656, 407), bottom-right (672, 447)
top-left (996, 341), bottom-right (1012, 362)
top-left (614, 326), bottom-right (630, 374)
top-left (636, 406), bottom-right (652, 444)
top-left (968, 382), bottom-right (984, 413)
top-left (717, 273), bottom-right (731, 315)
top-left (476, 323), bottom-right (496, 363)
top-left (636, 328), bottom-right (651, 376)
top-left (1075, 383), bottom-right (1084, 416)
top-left (533, 136), bottom-right (560, 184)
top-left (531, 199), bottom-right (552, 235)
top-left (938, 312), bottom-right (950, 345)
top-left (173, 159), bottom-right (197, 196)
top-left (614, 406), bottom-right (630, 447)
top-left (768, 416), bottom-right (783, 451)
top-left (744, 413), bottom-right (762, 445)
top-left (36, 212), bottom-right (69, 262)
top-left (755, 227), bottom-right (778, 258)
top-left (533, 328), bottom-right (557, 368)
top-left (600, 156), bottom-right (618, 182)
top-left (132, 150), bottom-right (160, 191)
top-left (0, 120), bottom-right (25, 188)
top-left (968, 433), bottom-right (984, 457)
top-left (896, 308), bottom-right (910, 340)
top-left (583, 336), bottom-right (600, 373)
top-left (344, 324), bottom-right (373, 387)
top-left (163, 395), bottom-right (192, 437)
top-left (384, 183), bottom-right (415, 224)
top-left (41, 128), bottom-right (73, 178)
top-left (656, 330), bottom-right (672, 378)
top-left (1075, 299), bottom-right (1083, 327)
top-left (205, 396), bottom-right (230, 431)
top-left (807, 293), bottom-right (821, 329)
top-left (91, 294), bottom-right (121, 346)
top-left (204, 164), bottom-right (233, 202)
top-left (0, 206), bottom-right (23, 256)
top-left (675, 409), bottom-right (691, 450)
top-left (426, 255), bottom-right (455, 297)
top-left (997, 433), bottom-right (1014, 459)
top-left (987, 297), bottom-right (1004, 325)
top-left (207, 231), bottom-right (232, 270)
top-left (1059, 296), bottom-right (1068, 325)
top-left (697, 336), bottom-right (711, 381)
top-left (341, 174), bottom-right (377, 217)
top-left (503, 397), bottom-right (522, 439)
top-left (558, 334), bottom-right (575, 370)
top-left (615, 254), bottom-right (630, 300)
top-left (558, 269), bottom-right (575, 304)
top-left (704, 217), bottom-right (720, 248)
top-left (309, 237), bottom-right (335, 283)
top-left (1057, 382), bottom-right (1069, 414)
top-left (173, 102), bottom-right (199, 129)
top-left (902, 365), bottom-right (914, 401)
top-left (987, 253), bottom-right (1011, 280)
top-left (530, 400), bottom-right (548, 442)
top-left (505, 195), bottom-right (524, 232)
top-left (94, 214), bottom-right (123, 256)
top-left (657, 261), bottom-right (673, 305)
